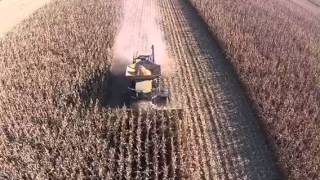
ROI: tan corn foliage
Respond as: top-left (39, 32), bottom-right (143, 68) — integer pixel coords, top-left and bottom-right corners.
top-left (188, 0), bottom-right (320, 179)
top-left (0, 0), bottom-right (189, 179)
top-left (0, 0), bottom-right (121, 178)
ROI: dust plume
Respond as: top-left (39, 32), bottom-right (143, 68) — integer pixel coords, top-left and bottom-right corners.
top-left (112, 0), bottom-right (173, 76)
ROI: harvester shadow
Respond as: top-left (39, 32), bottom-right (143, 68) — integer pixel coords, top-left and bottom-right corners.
top-left (79, 68), bottom-right (109, 107)
top-left (79, 62), bottom-right (130, 108)
top-left (103, 75), bottom-right (129, 108)
top-left (103, 61), bottom-right (131, 108)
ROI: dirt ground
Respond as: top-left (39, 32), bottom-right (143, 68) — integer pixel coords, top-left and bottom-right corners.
top-left (0, 0), bottom-right (51, 38)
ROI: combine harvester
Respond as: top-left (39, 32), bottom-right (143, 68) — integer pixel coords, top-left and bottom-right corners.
top-left (125, 45), bottom-right (180, 113)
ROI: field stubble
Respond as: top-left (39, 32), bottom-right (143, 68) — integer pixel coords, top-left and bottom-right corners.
top-left (189, 0), bottom-right (320, 179)
top-left (158, 0), bottom-right (281, 179)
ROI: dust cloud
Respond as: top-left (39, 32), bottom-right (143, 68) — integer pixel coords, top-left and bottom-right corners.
top-left (112, 0), bottom-right (174, 76)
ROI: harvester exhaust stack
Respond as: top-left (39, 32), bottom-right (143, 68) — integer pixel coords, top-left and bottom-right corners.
top-left (151, 45), bottom-right (155, 63)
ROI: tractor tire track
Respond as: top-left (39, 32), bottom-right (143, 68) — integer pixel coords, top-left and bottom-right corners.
top-left (158, 0), bottom-right (282, 179)
top-left (163, 1), bottom-right (216, 178)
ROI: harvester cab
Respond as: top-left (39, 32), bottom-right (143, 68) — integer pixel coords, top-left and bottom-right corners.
top-left (125, 45), bottom-right (170, 106)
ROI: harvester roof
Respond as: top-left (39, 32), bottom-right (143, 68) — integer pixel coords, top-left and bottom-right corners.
top-left (125, 59), bottom-right (161, 81)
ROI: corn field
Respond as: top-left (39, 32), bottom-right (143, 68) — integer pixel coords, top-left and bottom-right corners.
top-left (0, 0), bottom-right (189, 179)
top-left (188, 0), bottom-right (320, 179)
top-left (0, 0), bottom-right (123, 178)
top-left (0, 0), bottom-right (318, 179)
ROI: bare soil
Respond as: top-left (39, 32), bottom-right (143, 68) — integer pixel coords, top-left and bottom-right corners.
top-left (0, 0), bottom-right (51, 38)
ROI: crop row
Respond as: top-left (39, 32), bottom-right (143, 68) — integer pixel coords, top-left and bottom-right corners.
top-left (159, 0), bottom-right (280, 179)
top-left (188, 0), bottom-right (320, 179)
top-left (0, 0), bottom-right (122, 178)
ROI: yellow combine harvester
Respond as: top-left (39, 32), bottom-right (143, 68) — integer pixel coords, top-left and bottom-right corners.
top-left (125, 45), bottom-right (170, 106)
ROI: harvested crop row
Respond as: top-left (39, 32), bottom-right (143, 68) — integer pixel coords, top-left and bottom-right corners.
top-left (0, 0), bottom-right (121, 178)
top-left (188, 0), bottom-right (320, 179)
top-left (159, 0), bottom-right (280, 179)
